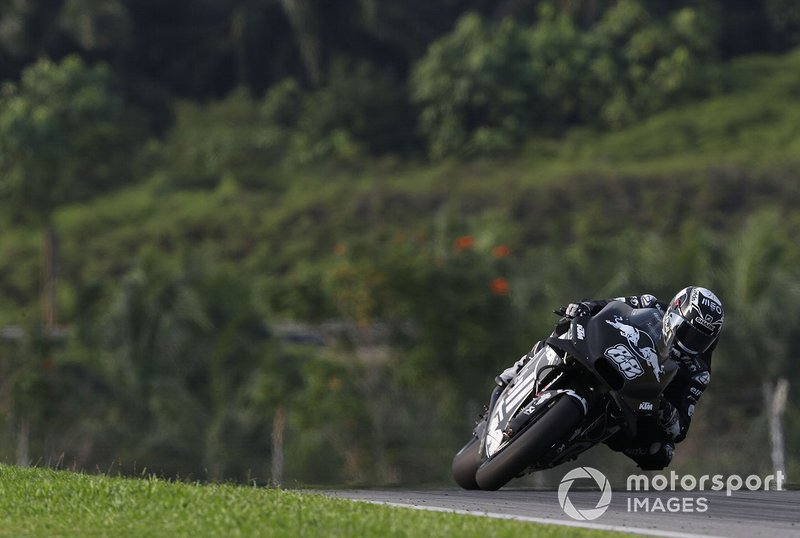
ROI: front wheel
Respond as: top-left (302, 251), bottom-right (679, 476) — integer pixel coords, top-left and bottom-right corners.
top-left (475, 396), bottom-right (584, 491)
top-left (452, 437), bottom-right (482, 489)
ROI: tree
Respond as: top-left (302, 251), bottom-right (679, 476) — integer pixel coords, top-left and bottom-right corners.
top-left (0, 54), bottom-right (139, 327)
top-left (411, 13), bottom-right (537, 158)
top-left (585, 0), bottom-right (716, 127)
top-left (58, 0), bottom-right (132, 56)
top-left (0, 0), bottom-right (66, 76)
top-left (99, 252), bottom-right (277, 480)
top-left (410, 2), bottom-right (718, 157)
top-left (711, 210), bottom-right (800, 474)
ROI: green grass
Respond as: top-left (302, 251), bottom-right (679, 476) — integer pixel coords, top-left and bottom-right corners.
top-left (0, 465), bottom-right (637, 537)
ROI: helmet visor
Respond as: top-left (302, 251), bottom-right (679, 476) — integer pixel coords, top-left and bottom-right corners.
top-left (672, 315), bottom-right (715, 355)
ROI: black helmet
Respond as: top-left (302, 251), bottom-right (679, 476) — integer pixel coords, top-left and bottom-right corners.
top-left (661, 286), bottom-right (724, 357)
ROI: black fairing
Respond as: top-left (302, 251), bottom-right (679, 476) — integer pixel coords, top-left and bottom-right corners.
top-left (546, 301), bottom-right (678, 436)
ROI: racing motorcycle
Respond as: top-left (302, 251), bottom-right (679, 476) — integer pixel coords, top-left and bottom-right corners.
top-left (452, 301), bottom-right (678, 491)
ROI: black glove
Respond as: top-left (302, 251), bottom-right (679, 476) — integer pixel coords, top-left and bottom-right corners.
top-left (564, 302), bottom-right (593, 318)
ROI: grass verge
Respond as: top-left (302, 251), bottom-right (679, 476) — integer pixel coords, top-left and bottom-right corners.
top-left (0, 465), bottom-right (639, 537)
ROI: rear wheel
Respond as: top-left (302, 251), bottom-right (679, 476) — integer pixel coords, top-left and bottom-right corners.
top-left (452, 437), bottom-right (482, 490)
top-left (475, 396), bottom-right (584, 491)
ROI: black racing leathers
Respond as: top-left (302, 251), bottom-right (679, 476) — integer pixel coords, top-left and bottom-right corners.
top-left (571, 294), bottom-right (714, 470)
top-left (499, 293), bottom-right (714, 470)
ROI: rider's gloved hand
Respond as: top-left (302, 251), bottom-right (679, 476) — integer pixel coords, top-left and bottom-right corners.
top-left (658, 398), bottom-right (681, 441)
top-left (564, 302), bottom-right (593, 318)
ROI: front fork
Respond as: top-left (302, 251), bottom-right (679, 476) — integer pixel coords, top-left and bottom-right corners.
top-left (471, 383), bottom-right (504, 442)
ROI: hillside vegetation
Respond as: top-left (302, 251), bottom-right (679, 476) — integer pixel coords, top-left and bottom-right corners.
top-left (0, 2), bottom-right (799, 487)
top-left (5, 50), bottom-right (800, 323)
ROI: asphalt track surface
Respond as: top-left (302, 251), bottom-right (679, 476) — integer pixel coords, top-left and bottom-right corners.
top-left (326, 488), bottom-right (800, 537)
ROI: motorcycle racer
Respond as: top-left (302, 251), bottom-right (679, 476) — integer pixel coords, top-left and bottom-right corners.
top-left (495, 286), bottom-right (724, 470)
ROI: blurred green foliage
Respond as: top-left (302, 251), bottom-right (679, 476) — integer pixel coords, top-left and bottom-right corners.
top-left (0, 55), bottom-right (142, 220)
top-left (0, 1), bottom-right (799, 486)
top-left (411, 2), bottom-right (716, 157)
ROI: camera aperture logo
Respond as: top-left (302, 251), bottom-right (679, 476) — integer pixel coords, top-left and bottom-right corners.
top-left (558, 467), bottom-right (612, 520)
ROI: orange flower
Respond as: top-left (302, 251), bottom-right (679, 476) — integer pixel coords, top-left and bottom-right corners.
top-left (490, 277), bottom-right (510, 296)
top-left (328, 376), bottom-right (343, 391)
top-left (454, 235), bottom-right (476, 251)
top-left (492, 244), bottom-right (511, 258)
top-left (334, 243), bottom-right (347, 255)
